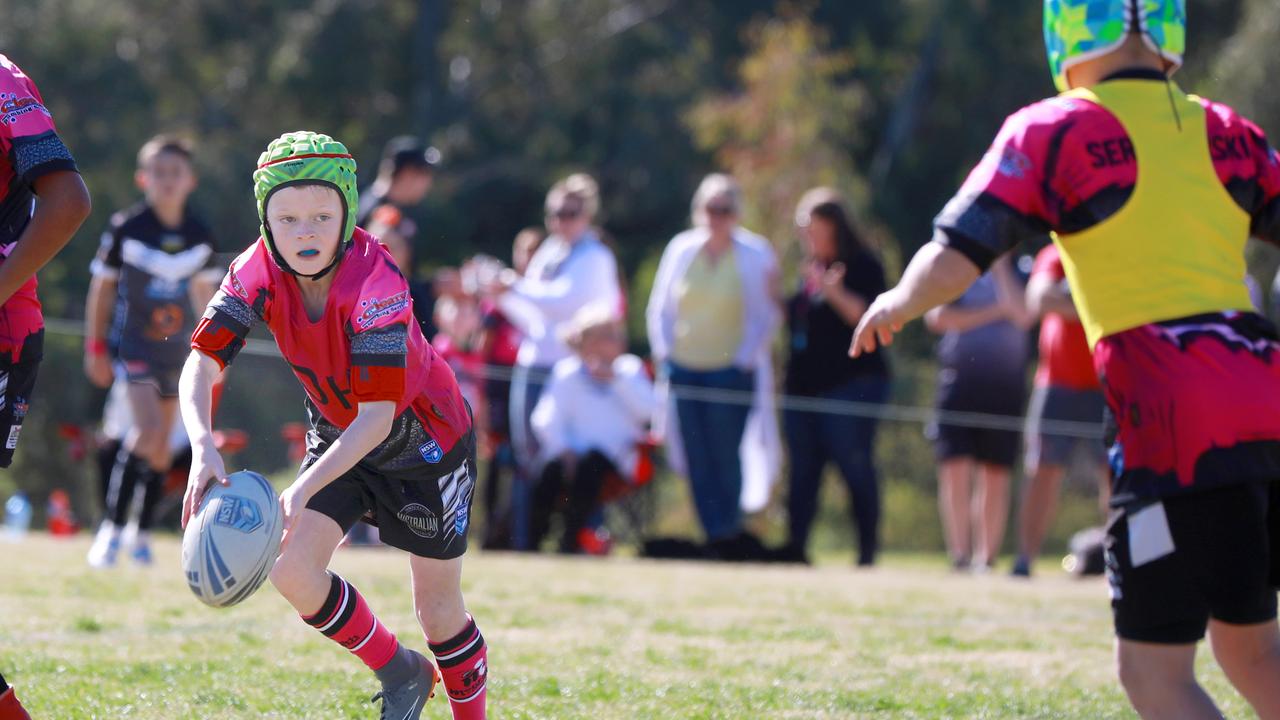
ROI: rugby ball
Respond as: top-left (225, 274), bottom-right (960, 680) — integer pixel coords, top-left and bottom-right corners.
top-left (181, 470), bottom-right (283, 608)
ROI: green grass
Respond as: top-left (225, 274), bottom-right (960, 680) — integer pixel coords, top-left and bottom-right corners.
top-left (0, 535), bottom-right (1252, 718)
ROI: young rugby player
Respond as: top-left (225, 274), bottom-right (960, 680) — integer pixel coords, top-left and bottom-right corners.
top-left (851, 2), bottom-right (1280, 716)
top-left (0, 53), bottom-right (91, 720)
top-left (85, 135), bottom-right (221, 567)
top-left (180, 132), bottom-right (487, 720)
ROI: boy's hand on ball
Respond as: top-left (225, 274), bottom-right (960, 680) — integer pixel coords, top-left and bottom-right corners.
top-left (182, 445), bottom-right (229, 529)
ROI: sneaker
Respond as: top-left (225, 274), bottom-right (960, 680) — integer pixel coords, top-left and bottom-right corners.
top-left (1011, 555), bottom-right (1032, 578)
top-left (370, 650), bottom-right (438, 720)
top-left (131, 537), bottom-right (153, 566)
top-left (0, 686), bottom-right (32, 720)
top-left (86, 522), bottom-right (121, 569)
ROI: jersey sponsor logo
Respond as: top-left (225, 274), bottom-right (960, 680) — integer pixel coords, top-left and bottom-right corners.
top-left (1209, 134), bottom-right (1252, 162)
top-left (356, 291), bottom-right (409, 329)
top-left (1086, 137), bottom-right (1136, 169)
top-left (418, 438), bottom-right (443, 464)
top-left (229, 267), bottom-right (247, 299)
top-left (0, 92), bottom-right (49, 125)
top-left (996, 146), bottom-right (1032, 179)
top-left (455, 503), bottom-right (469, 535)
top-left (213, 495), bottom-right (264, 534)
top-left (396, 503), bottom-right (438, 539)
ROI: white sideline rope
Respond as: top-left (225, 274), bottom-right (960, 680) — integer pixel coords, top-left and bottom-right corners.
top-left (41, 317), bottom-right (1105, 440)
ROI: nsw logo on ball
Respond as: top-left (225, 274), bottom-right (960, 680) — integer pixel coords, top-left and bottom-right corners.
top-left (214, 495), bottom-right (264, 534)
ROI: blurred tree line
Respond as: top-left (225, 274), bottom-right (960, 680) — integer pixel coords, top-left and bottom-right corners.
top-left (1, 0), bottom-right (1277, 548)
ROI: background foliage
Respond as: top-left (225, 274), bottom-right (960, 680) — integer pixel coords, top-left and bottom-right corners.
top-left (1, 0), bottom-right (1277, 554)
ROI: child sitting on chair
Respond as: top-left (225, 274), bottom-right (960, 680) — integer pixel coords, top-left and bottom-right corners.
top-left (529, 303), bottom-right (655, 553)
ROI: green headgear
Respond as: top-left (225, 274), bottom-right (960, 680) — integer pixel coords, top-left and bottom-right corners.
top-left (1044, 0), bottom-right (1185, 93)
top-left (252, 131), bottom-right (359, 278)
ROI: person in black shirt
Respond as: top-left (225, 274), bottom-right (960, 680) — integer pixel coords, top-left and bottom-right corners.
top-left (84, 135), bottom-right (221, 567)
top-left (783, 189), bottom-right (890, 566)
top-left (357, 136), bottom-right (445, 339)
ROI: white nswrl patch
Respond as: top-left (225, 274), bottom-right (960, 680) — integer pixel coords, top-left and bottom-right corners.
top-left (5, 425), bottom-right (20, 449)
top-left (1128, 501), bottom-right (1176, 567)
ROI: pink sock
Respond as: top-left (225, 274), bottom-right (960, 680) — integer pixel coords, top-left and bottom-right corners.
top-left (428, 614), bottom-right (488, 719)
top-left (302, 573), bottom-right (399, 671)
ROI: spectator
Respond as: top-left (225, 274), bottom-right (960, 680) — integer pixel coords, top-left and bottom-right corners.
top-left (529, 304), bottom-right (655, 553)
top-left (646, 173), bottom-right (781, 557)
top-left (924, 256), bottom-right (1032, 571)
top-left (489, 173), bottom-right (622, 549)
top-left (783, 188), bottom-right (891, 566)
top-left (1011, 243), bottom-right (1108, 577)
top-left (84, 134), bottom-right (221, 568)
top-left (356, 135), bottom-right (439, 226)
top-left (478, 228), bottom-right (544, 549)
top-left (357, 136), bottom-right (452, 339)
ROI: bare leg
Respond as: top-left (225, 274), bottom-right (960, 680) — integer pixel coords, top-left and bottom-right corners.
top-left (1015, 463), bottom-right (1065, 567)
top-left (937, 458), bottom-right (973, 566)
top-left (1209, 619), bottom-right (1280, 719)
top-left (1116, 639), bottom-right (1224, 719)
top-left (268, 509), bottom-right (345, 614)
top-left (974, 463), bottom-right (1011, 568)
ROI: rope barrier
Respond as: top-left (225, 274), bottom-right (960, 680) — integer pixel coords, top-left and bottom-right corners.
top-left (40, 317), bottom-right (1105, 440)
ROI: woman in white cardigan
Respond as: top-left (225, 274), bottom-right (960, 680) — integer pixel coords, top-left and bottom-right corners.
top-left (491, 173), bottom-right (622, 549)
top-left (646, 173), bottom-right (781, 550)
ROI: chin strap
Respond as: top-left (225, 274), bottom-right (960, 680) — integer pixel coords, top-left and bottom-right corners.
top-left (1131, 0), bottom-right (1182, 132)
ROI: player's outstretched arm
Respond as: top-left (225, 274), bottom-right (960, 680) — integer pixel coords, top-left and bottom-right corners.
top-left (850, 241), bottom-right (981, 357)
top-left (0, 170), bottom-right (90, 307)
top-left (179, 349), bottom-right (229, 528)
top-left (278, 400), bottom-right (396, 538)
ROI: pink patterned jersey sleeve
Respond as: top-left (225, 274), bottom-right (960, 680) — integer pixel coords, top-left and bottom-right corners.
top-left (0, 56), bottom-right (76, 189)
top-left (931, 101), bottom-right (1066, 270)
top-left (346, 250), bottom-right (411, 403)
top-left (191, 241), bottom-right (273, 369)
top-left (1202, 101), bottom-right (1280, 245)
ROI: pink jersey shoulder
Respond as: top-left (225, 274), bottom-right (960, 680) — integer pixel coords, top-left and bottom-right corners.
top-left (1201, 98), bottom-right (1280, 193)
top-left (0, 55), bottom-right (56, 142)
top-left (221, 239), bottom-right (277, 317)
top-left (343, 230), bottom-right (412, 334)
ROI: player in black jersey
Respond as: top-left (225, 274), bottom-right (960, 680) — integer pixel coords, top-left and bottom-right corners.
top-left (84, 135), bottom-right (221, 567)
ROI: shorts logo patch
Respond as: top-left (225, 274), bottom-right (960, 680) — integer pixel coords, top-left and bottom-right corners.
top-left (213, 495), bottom-right (263, 534)
top-left (397, 503), bottom-right (438, 539)
top-left (455, 504), bottom-right (469, 535)
top-left (418, 438), bottom-right (443, 464)
top-left (12, 397), bottom-right (28, 421)
top-left (5, 425), bottom-right (19, 449)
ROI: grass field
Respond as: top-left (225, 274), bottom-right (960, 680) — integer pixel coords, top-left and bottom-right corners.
top-left (0, 534), bottom-right (1252, 719)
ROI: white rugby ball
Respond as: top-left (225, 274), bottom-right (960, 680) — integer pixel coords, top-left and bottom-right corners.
top-left (181, 470), bottom-right (283, 608)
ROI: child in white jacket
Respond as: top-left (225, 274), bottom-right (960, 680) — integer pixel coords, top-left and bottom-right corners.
top-left (530, 304), bottom-right (655, 552)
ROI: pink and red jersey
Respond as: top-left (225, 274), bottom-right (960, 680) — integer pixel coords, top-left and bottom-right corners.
top-left (934, 71), bottom-right (1280, 268)
top-left (1030, 245), bottom-right (1098, 392)
top-left (192, 229), bottom-right (472, 470)
top-left (0, 55), bottom-right (78, 357)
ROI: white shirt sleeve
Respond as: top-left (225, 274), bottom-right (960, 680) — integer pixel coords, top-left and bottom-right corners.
top-left (610, 355), bottom-right (656, 426)
top-left (506, 243), bottom-right (619, 324)
top-left (530, 370), bottom-right (569, 460)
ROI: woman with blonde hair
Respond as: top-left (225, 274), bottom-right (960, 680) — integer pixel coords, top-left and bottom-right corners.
top-left (489, 173), bottom-right (622, 549)
top-left (646, 173), bottom-right (781, 558)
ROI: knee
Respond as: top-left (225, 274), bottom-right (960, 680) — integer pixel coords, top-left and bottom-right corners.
top-left (269, 548), bottom-right (320, 600)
